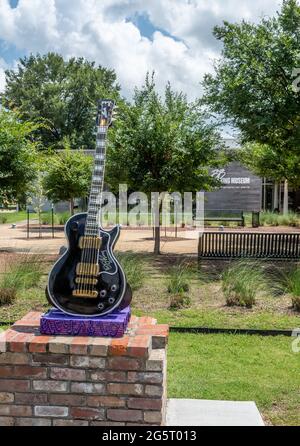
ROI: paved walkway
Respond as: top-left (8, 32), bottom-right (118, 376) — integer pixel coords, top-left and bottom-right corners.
top-left (0, 222), bottom-right (199, 255)
top-left (166, 399), bottom-right (264, 426)
top-left (1, 221), bottom-right (299, 255)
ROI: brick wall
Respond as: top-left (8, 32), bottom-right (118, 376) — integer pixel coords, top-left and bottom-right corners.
top-left (0, 311), bottom-right (168, 426)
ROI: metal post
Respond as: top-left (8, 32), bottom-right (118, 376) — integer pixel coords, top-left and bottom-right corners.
top-left (27, 208), bottom-right (30, 239)
top-left (51, 205), bottom-right (55, 238)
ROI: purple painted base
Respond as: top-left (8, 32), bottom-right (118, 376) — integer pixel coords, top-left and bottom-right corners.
top-left (40, 307), bottom-right (131, 338)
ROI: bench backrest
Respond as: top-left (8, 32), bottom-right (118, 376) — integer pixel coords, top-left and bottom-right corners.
top-left (198, 232), bottom-right (300, 259)
top-left (204, 209), bottom-right (244, 218)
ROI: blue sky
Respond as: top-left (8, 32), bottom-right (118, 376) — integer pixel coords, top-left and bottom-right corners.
top-left (9, 0), bottom-right (19, 7)
top-left (128, 12), bottom-right (181, 42)
top-left (0, 0), bottom-right (280, 110)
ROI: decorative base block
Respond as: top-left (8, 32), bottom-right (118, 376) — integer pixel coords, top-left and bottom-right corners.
top-left (40, 307), bottom-right (131, 337)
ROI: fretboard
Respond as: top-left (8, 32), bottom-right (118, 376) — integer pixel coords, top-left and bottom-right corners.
top-left (85, 128), bottom-right (108, 236)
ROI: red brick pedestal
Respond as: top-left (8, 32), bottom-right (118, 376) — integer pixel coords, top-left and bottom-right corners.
top-left (0, 311), bottom-right (169, 426)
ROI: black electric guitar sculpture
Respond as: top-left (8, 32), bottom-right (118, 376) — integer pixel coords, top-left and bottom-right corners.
top-left (46, 100), bottom-right (132, 317)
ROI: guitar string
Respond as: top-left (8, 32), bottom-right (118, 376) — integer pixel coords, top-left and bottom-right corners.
top-left (79, 121), bottom-right (103, 295)
top-left (77, 104), bottom-right (111, 299)
top-left (88, 127), bottom-right (104, 291)
top-left (85, 126), bottom-right (104, 295)
top-left (86, 124), bottom-right (106, 295)
top-left (91, 126), bottom-right (107, 296)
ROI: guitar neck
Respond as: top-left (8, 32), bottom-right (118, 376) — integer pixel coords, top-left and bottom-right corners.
top-left (85, 127), bottom-right (108, 236)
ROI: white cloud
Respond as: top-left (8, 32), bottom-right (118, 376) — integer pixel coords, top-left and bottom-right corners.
top-left (0, 0), bottom-right (282, 99)
top-left (0, 59), bottom-right (7, 92)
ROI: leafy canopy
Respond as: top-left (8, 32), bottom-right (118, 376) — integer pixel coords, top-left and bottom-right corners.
top-left (106, 74), bottom-right (225, 194)
top-left (42, 140), bottom-right (93, 210)
top-left (2, 52), bottom-right (120, 150)
top-left (203, 0), bottom-right (300, 184)
top-left (0, 109), bottom-right (41, 204)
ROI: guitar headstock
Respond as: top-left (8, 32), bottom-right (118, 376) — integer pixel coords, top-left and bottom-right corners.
top-left (97, 99), bottom-right (117, 128)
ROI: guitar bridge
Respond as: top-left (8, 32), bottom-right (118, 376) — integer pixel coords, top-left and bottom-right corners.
top-left (72, 290), bottom-right (98, 299)
top-left (75, 277), bottom-right (98, 285)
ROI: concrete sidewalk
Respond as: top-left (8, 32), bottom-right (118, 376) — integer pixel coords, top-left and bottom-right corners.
top-left (166, 399), bottom-right (264, 426)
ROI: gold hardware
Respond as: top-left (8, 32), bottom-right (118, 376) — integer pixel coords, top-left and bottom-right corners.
top-left (75, 277), bottom-right (98, 285)
top-left (72, 290), bottom-right (98, 299)
top-left (76, 263), bottom-right (99, 276)
top-left (78, 236), bottom-right (102, 250)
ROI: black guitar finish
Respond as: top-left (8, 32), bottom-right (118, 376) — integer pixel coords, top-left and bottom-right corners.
top-left (46, 100), bottom-right (132, 316)
top-left (46, 213), bottom-right (132, 316)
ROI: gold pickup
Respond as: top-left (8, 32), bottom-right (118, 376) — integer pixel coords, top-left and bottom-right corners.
top-left (72, 289), bottom-right (98, 299)
top-left (78, 236), bottom-right (101, 250)
top-left (76, 263), bottom-right (99, 276)
top-left (75, 277), bottom-right (98, 285)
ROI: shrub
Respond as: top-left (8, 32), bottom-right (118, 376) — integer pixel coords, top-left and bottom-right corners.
top-left (12, 254), bottom-right (44, 289)
top-left (40, 212), bottom-right (52, 225)
top-left (0, 254), bottom-right (44, 306)
top-left (279, 267), bottom-right (300, 312)
top-left (0, 287), bottom-right (17, 305)
top-left (58, 212), bottom-right (71, 225)
top-left (292, 296), bottom-right (300, 312)
top-left (169, 293), bottom-right (191, 310)
top-left (166, 262), bottom-right (190, 294)
top-left (260, 211), bottom-right (279, 226)
top-left (0, 215), bottom-right (8, 224)
top-left (260, 211), bottom-right (300, 227)
top-left (222, 260), bottom-right (268, 308)
top-left (117, 253), bottom-right (145, 291)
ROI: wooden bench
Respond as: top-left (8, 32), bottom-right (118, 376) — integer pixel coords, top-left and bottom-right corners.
top-left (194, 209), bottom-right (245, 227)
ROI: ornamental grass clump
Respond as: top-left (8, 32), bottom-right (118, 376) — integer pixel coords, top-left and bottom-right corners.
top-left (268, 265), bottom-right (300, 311)
top-left (285, 268), bottom-right (300, 312)
top-left (166, 262), bottom-right (192, 310)
top-left (58, 212), bottom-right (71, 225)
top-left (166, 262), bottom-right (190, 294)
top-left (169, 293), bottom-right (191, 310)
top-left (117, 253), bottom-right (145, 291)
top-left (0, 254), bottom-right (44, 306)
top-left (222, 260), bottom-right (268, 308)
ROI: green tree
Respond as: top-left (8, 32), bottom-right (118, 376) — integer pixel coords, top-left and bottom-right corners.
top-left (106, 74), bottom-right (225, 254)
top-left (42, 140), bottom-right (94, 214)
top-left (239, 142), bottom-right (300, 188)
top-left (203, 0), bottom-right (300, 189)
top-left (0, 109), bottom-right (41, 205)
top-left (2, 53), bottom-right (120, 150)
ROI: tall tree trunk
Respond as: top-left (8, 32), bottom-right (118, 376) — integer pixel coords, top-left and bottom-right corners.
top-left (70, 198), bottom-right (74, 215)
top-left (273, 182), bottom-right (279, 210)
top-left (152, 193), bottom-right (163, 255)
top-left (154, 225), bottom-right (160, 255)
top-left (283, 179), bottom-right (289, 215)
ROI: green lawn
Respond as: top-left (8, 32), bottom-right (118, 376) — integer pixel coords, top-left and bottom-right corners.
top-left (146, 308), bottom-right (300, 331)
top-left (0, 252), bottom-right (299, 425)
top-left (168, 332), bottom-right (300, 426)
top-left (0, 211), bottom-right (37, 224)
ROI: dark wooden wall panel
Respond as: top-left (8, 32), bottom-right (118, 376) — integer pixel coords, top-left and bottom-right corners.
top-left (205, 162), bottom-right (262, 211)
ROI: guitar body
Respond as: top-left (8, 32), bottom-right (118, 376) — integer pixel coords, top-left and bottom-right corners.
top-left (46, 213), bottom-right (132, 317)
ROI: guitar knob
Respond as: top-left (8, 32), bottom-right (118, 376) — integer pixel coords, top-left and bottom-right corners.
top-left (100, 290), bottom-right (107, 298)
top-left (97, 303), bottom-right (105, 310)
top-left (70, 221), bottom-right (78, 231)
top-left (108, 297), bottom-right (115, 304)
top-left (111, 285), bottom-right (117, 292)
